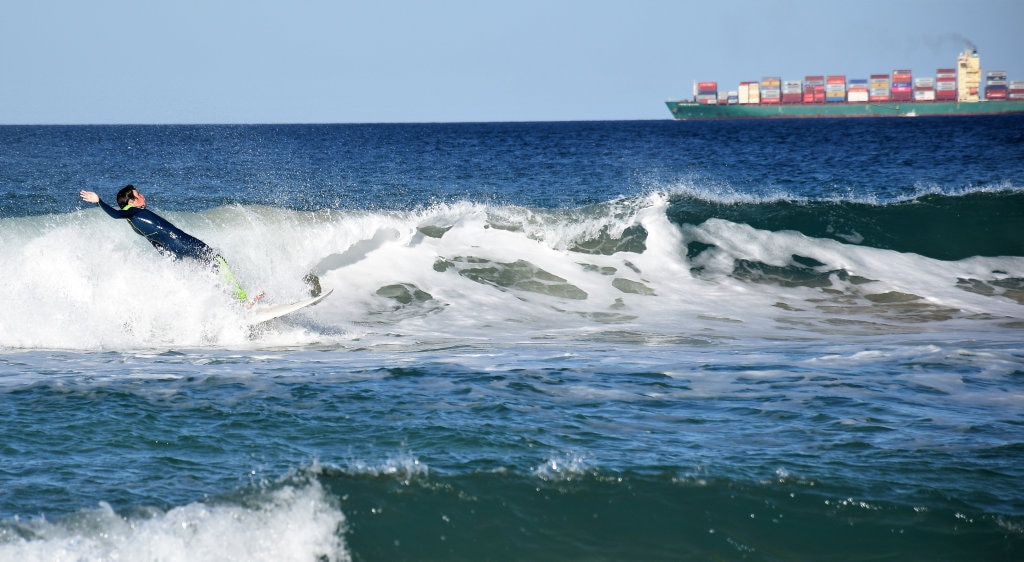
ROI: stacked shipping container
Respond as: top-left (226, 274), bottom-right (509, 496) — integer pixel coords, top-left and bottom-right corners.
top-left (891, 69), bottom-right (913, 101)
top-left (825, 75), bottom-right (846, 103)
top-left (870, 74), bottom-right (891, 102)
top-left (936, 68), bottom-right (957, 100)
top-left (738, 82), bottom-right (760, 105)
top-left (985, 71), bottom-right (1007, 100)
top-left (695, 82), bottom-right (718, 105)
top-left (760, 77), bottom-right (781, 104)
top-left (1011, 80), bottom-right (1024, 100)
top-left (803, 76), bottom-right (825, 103)
top-left (914, 77), bottom-right (935, 101)
top-left (782, 80), bottom-right (802, 104)
top-left (847, 79), bottom-right (869, 103)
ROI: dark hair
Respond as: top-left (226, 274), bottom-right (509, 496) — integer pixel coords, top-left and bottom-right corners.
top-left (116, 185), bottom-right (137, 209)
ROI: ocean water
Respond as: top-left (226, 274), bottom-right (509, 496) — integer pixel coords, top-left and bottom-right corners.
top-left (1, 117), bottom-right (1022, 560)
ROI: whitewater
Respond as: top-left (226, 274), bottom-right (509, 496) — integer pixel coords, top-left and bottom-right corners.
top-left (4, 191), bottom-right (1020, 350)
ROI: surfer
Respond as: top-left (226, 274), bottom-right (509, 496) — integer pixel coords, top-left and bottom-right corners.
top-left (79, 185), bottom-right (262, 304)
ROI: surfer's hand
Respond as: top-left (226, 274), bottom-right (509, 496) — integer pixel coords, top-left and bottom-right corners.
top-left (80, 190), bottom-right (99, 204)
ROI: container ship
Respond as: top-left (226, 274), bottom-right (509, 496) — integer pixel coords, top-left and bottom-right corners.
top-left (665, 48), bottom-right (1024, 120)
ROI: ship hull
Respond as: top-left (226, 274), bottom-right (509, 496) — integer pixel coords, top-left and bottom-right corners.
top-left (666, 100), bottom-right (1024, 120)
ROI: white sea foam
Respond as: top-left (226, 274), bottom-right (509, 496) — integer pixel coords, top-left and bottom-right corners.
top-left (0, 480), bottom-right (348, 562)
top-left (1, 196), bottom-right (1021, 351)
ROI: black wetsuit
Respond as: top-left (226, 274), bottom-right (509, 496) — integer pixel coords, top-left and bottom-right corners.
top-left (96, 199), bottom-right (215, 261)
top-left (94, 198), bottom-right (248, 300)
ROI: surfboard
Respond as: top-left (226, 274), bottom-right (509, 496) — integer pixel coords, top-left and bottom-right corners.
top-left (250, 289), bottom-right (334, 324)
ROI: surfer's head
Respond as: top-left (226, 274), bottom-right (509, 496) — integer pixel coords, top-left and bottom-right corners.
top-left (116, 185), bottom-right (145, 209)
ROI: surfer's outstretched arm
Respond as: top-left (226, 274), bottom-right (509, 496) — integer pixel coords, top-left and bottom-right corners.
top-left (80, 190), bottom-right (135, 219)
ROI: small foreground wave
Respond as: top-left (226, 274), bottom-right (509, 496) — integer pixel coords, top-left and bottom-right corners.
top-left (0, 477), bottom-right (348, 562)
top-left (310, 460), bottom-right (1024, 560)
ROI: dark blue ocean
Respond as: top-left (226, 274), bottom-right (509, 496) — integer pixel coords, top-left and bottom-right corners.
top-left (1, 117), bottom-right (1023, 561)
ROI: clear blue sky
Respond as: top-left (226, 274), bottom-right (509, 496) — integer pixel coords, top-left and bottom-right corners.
top-left (1, 0), bottom-right (1021, 124)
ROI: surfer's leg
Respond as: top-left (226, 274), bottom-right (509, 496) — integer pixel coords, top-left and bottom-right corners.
top-left (213, 255), bottom-right (249, 301)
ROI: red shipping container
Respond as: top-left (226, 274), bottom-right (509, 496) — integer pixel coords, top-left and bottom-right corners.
top-left (782, 93), bottom-right (802, 104)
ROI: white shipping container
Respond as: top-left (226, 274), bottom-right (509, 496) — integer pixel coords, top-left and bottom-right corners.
top-left (914, 90), bottom-right (936, 101)
top-left (914, 78), bottom-right (935, 87)
top-left (936, 81), bottom-right (957, 90)
top-left (738, 84), bottom-right (756, 104)
top-left (847, 91), bottom-right (869, 102)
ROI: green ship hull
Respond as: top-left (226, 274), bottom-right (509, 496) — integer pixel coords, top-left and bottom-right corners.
top-left (666, 100), bottom-right (1024, 120)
